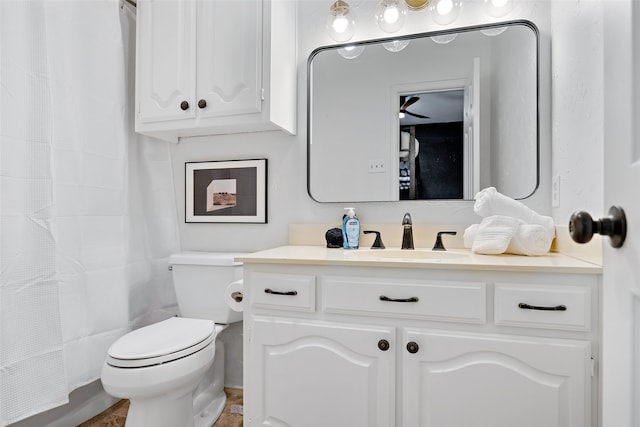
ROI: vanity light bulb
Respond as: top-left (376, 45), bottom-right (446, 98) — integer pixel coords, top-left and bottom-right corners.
top-left (375, 0), bottom-right (407, 33)
top-left (429, 0), bottom-right (461, 26)
top-left (337, 44), bottom-right (365, 59)
top-left (327, 0), bottom-right (356, 42)
top-left (384, 5), bottom-right (399, 23)
top-left (382, 39), bottom-right (410, 52)
top-left (436, 0), bottom-right (453, 15)
top-left (491, 0), bottom-right (509, 7)
top-left (332, 15), bottom-right (349, 33)
top-left (484, 0), bottom-right (514, 17)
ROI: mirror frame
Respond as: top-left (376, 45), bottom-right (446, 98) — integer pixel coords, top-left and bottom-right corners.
top-left (306, 20), bottom-right (540, 202)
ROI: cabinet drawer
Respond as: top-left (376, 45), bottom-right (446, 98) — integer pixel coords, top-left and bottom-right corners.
top-left (250, 272), bottom-right (316, 312)
top-left (494, 283), bottom-right (591, 331)
top-left (322, 276), bottom-right (486, 324)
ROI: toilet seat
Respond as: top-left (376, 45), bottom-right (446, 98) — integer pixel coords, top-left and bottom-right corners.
top-left (106, 317), bottom-right (220, 368)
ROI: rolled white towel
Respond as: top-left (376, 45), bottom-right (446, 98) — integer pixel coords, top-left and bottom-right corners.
top-left (463, 224), bottom-right (478, 248)
top-left (506, 224), bottom-right (553, 256)
top-left (474, 187), bottom-right (556, 237)
top-left (471, 215), bottom-right (519, 255)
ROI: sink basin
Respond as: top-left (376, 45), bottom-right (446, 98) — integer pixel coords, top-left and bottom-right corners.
top-left (345, 249), bottom-right (469, 260)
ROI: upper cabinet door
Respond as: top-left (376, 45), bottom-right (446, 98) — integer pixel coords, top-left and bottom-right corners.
top-left (136, 0), bottom-right (196, 123)
top-left (196, 0), bottom-right (262, 118)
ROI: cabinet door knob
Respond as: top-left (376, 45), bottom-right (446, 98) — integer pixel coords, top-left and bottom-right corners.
top-left (406, 341), bottom-right (419, 354)
top-left (197, 99), bottom-right (207, 109)
top-left (569, 206), bottom-right (626, 248)
top-left (180, 101), bottom-right (190, 111)
top-left (378, 339), bottom-right (390, 351)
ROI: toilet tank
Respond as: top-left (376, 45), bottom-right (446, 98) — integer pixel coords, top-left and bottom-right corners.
top-left (169, 252), bottom-right (245, 324)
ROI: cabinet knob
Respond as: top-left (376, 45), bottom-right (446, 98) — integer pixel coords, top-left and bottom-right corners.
top-left (406, 341), bottom-right (419, 354)
top-left (378, 339), bottom-right (390, 351)
top-left (197, 99), bottom-right (207, 109)
top-left (569, 206), bottom-right (626, 248)
top-left (180, 101), bottom-right (189, 111)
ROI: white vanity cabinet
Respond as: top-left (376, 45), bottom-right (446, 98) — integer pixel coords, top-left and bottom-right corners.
top-left (135, 0), bottom-right (296, 143)
top-left (242, 251), bottom-right (600, 427)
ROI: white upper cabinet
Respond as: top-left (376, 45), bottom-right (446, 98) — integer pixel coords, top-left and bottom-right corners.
top-left (135, 0), bottom-right (296, 143)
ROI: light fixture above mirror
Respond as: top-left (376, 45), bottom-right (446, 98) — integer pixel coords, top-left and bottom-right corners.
top-left (326, 0), bottom-right (517, 41)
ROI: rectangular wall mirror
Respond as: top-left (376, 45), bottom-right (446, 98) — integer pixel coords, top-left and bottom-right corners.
top-left (307, 20), bottom-right (539, 202)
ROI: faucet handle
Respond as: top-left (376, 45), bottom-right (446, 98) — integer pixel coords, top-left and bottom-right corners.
top-left (433, 231), bottom-right (457, 251)
top-left (364, 230), bottom-right (386, 249)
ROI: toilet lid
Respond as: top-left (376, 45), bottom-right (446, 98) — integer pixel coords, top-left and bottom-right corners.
top-left (106, 317), bottom-right (218, 368)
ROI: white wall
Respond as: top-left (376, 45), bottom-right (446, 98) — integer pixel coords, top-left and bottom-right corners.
top-left (172, 0), bottom-right (554, 253)
top-left (549, 0), bottom-right (604, 224)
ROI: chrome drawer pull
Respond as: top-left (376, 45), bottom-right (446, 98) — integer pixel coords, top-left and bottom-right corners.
top-left (380, 295), bottom-right (419, 303)
top-left (264, 288), bottom-right (298, 296)
top-left (518, 303), bottom-right (567, 311)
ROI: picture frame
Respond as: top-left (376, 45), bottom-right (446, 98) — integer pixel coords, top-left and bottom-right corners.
top-left (185, 159), bottom-right (267, 223)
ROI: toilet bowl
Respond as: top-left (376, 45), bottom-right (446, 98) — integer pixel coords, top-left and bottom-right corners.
top-left (100, 252), bottom-right (244, 427)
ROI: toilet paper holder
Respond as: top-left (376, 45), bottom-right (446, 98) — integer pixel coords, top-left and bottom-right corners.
top-left (231, 291), bottom-right (243, 303)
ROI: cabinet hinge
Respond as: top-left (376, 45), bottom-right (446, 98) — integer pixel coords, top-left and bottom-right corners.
top-left (261, 88), bottom-right (265, 101)
top-left (590, 356), bottom-right (596, 377)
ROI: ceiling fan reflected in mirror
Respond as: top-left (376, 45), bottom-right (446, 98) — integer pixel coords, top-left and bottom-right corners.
top-left (399, 96), bottom-right (430, 119)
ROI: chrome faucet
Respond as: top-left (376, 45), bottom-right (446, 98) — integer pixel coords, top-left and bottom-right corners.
top-left (401, 213), bottom-right (414, 249)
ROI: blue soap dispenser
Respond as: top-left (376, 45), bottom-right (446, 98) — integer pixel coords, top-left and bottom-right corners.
top-left (342, 207), bottom-right (360, 249)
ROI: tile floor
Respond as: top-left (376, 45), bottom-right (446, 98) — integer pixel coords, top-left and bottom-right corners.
top-left (77, 388), bottom-right (243, 427)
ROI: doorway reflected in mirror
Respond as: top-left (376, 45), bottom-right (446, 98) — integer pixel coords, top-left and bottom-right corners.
top-left (399, 90), bottom-right (464, 200)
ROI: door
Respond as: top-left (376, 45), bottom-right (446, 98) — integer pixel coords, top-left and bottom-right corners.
top-left (248, 317), bottom-right (395, 427)
top-left (136, 0), bottom-right (196, 122)
top-left (463, 57), bottom-right (480, 199)
top-left (402, 329), bottom-right (591, 427)
top-left (196, 0), bottom-right (262, 118)
top-left (601, 1), bottom-right (640, 426)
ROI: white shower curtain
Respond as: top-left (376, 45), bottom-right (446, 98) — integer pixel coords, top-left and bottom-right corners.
top-left (0, 1), bottom-right (180, 425)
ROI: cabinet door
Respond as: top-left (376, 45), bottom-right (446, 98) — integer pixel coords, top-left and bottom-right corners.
top-left (402, 329), bottom-right (591, 427)
top-left (137, 0), bottom-right (196, 123)
top-left (248, 317), bottom-right (395, 427)
top-left (196, 0), bottom-right (262, 118)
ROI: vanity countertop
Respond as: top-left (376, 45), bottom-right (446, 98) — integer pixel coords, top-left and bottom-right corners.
top-left (236, 245), bottom-right (602, 274)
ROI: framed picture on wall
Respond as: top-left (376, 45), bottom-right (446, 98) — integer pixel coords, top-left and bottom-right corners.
top-left (185, 159), bottom-right (267, 223)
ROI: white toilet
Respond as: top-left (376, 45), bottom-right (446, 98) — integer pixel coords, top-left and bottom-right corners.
top-left (101, 252), bottom-right (244, 427)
